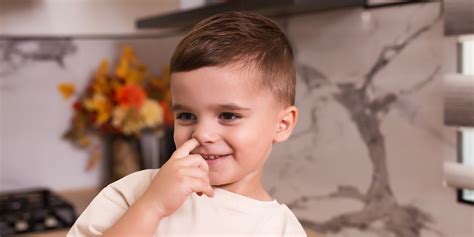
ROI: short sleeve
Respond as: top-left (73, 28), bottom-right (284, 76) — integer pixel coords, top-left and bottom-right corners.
top-left (67, 169), bottom-right (157, 236)
top-left (67, 186), bottom-right (129, 236)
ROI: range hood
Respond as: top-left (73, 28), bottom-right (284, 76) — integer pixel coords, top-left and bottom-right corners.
top-left (136, 0), bottom-right (367, 29)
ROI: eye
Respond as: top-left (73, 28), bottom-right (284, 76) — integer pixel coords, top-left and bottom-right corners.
top-left (219, 112), bottom-right (241, 121)
top-left (176, 112), bottom-right (196, 121)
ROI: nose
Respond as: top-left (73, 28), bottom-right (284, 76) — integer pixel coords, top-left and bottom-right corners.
top-left (192, 120), bottom-right (220, 144)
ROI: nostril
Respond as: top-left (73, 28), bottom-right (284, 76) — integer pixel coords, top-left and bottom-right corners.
top-left (192, 132), bottom-right (219, 144)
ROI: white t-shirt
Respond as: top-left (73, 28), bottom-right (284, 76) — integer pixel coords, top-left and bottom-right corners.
top-left (67, 169), bottom-right (307, 236)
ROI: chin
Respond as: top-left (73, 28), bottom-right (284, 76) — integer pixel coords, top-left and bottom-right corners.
top-left (210, 178), bottom-right (228, 186)
top-left (209, 174), bottom-right (237, 186)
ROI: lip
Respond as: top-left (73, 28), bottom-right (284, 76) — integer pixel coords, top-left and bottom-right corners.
top-left (201, 154), bottom-right (231, 165)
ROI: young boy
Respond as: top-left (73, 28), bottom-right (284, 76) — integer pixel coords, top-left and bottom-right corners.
top-left (68, 11), bottom-right (305, 236)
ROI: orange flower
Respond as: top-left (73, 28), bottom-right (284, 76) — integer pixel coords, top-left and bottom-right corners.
top-left (57, 82), bottom-right (76, 100)
top-left (115, 84), bottom-right (146, 107)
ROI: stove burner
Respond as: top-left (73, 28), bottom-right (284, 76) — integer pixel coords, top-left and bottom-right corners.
top-left (0, 188), bottom-right (77, 235)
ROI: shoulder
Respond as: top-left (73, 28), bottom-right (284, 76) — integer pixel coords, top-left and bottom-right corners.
top-left (112, 168), bottom-right (158, 187)
top-left (280, 204), bottom-right (307, 236)
top-left (108, 169), bottom-right (157, 196)
top-left (257, 203), bottom-right (307, 236)
top-left (103, 169), bottom-right (158, 205)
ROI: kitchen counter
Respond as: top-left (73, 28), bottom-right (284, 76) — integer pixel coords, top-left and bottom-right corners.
top-left (16, 187), bottom-right (100, 237)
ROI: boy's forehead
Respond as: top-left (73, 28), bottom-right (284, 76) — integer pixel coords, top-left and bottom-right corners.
top-left (170, 66), bottom-right (280, 109)
top-left (170, 64), bottom-right (262, 93)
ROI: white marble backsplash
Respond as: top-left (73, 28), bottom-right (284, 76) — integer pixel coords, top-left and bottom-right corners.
top-left (264, 2), bottom-right (473, 237)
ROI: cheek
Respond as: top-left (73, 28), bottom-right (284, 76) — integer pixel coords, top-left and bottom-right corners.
top-left (229, 119), bottom-right (274, 154)
top-left (173, 125), bottom-right (192, 148)
top-left (229, 129), bottom-right (254, 149)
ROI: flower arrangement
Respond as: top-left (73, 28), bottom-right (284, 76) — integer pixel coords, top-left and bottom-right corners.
top-left (58, 46), bottom-right (174, 170)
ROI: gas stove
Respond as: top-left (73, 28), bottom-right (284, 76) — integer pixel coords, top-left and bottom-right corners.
top-left (0, 188), bottom-right (77, 235)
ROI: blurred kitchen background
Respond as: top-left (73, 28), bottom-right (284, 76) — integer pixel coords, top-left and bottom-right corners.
top-left (1, 0), bottom-right (473, 236)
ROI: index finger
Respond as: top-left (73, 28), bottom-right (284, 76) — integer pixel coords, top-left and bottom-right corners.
top-left (171, 138), bottom-right (200, 160)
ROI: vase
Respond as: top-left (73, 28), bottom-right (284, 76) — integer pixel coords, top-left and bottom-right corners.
top-left (140, 127), bottom-right (176, 169)
top-left (106, 135), bottom-right (143, 184)
top-left (104, 128), bottom-right (176, 185)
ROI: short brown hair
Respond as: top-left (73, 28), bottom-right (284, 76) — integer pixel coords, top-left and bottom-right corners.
top-left (170, 11), bottom-right (296, 106)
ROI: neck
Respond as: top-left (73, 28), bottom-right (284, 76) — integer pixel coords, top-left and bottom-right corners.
top-left (214, 170), bottom-right (273, 201)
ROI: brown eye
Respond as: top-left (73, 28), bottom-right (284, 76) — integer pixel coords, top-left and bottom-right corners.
top-left (219, 112), bottom-right (240, 121)
top-left (176, 113), bottom-right (196, 121)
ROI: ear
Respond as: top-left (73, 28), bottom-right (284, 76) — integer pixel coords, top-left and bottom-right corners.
top-left (273, 106), bottom-right (298, 144)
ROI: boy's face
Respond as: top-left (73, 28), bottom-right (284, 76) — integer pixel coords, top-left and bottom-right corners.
top-left (170, 64), bottom-right (285, 190)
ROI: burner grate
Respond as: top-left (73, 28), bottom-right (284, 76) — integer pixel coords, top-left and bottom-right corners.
top-left (0, 188), bottom-right (77, 235)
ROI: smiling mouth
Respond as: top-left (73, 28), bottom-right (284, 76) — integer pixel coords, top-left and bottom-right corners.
top-left (201, 154), bottom-right (229, 160)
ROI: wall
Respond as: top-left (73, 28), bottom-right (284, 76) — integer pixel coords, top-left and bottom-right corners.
top-left (263, 2), bottom-right (474, 237)
top-left (0, 0), bottom-right (178, 36)
top-left (0, 37), bottom-right (182, 191)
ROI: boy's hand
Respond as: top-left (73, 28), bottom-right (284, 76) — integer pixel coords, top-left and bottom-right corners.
top-left (141, 138), bottom-right (214, 218)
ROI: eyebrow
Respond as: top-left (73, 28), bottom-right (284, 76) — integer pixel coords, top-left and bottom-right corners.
top-left (172, 103), bottom-right (251, 111)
